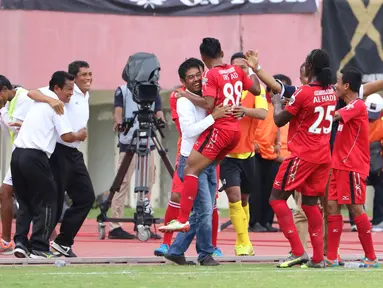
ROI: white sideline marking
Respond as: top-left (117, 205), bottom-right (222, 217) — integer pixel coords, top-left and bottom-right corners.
top-left (22, 268), bottom-right (381, 277)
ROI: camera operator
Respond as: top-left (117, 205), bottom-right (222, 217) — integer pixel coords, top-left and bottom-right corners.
top-left (110, 83), bottom-right (164, 240)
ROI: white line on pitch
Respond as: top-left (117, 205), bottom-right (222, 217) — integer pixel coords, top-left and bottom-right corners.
top-left (14, 268), bottom-right (381, 277)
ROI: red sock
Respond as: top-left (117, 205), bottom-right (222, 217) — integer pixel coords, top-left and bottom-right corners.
top-left (212, 206), bottom-right (219, 248)
top-left (177, 175), bottom-right (199, 223)
top-left (270, 200), bottom-right (304, 256)
top-left (162, 201), bottom-right (180, 245)
top-left (327, 214), bottom-right (343, 260)
top-left (354, 213), bottom-right (376, 260)
top-left (302, 205), bottom-right (324, 263)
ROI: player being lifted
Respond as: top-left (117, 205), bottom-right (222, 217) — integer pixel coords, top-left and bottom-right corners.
top-left (246, 49), bottom-right (336, 268)
top-left (154, 58), bottom-right (223, 257)
top-left (159, 38), bottom-right (260, 238)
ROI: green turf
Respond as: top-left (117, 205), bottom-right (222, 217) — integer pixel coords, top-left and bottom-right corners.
top-left (1, 264), bottom-right (382, 287)
top-left (86, 207), bottom-right (371, 220)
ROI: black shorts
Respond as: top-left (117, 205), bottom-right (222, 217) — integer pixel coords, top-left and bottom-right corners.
top-left (219, 156), bottom-right (256, 194)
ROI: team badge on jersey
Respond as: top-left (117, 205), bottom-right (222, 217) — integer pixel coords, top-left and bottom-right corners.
top-left (202, 76), bottom-right (208, 86)
top-left (288, 95), bottom-right (296, 106)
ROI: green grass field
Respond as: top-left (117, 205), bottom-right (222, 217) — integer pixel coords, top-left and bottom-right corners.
top-left (2, 264), bottom-right (382, 288)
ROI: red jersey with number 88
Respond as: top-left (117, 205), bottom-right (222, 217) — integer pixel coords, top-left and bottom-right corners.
top-left (284, 83), bottom-right (337, 164)
top-left (202, 64), bottom-right (253, 131)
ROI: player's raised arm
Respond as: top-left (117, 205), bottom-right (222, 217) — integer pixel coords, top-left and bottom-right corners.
top-left (362, 79), bottom-right (383, 99)
top-left (271, 92), bottom-right (295, 127)
top-left (249, 71), bottom-right (262, 96)
top-left (245, 50), bottom-right (282, 94)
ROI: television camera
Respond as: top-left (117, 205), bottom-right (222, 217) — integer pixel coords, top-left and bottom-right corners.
top-left (96, 53), bottom-right (175, 241)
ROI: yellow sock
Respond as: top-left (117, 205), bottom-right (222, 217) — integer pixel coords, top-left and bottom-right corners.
top-left (242, 203), bottom-right (250, 225)
top-left (229, 201), bottom-right (251, 246)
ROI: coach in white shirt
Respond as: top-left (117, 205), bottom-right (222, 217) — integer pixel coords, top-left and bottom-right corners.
top-left (11, 71), bottom-right (87, 259)
top-left (162, 58), bottom-right (229, 266)
top-left (28, 61), bottom-right (95, 258)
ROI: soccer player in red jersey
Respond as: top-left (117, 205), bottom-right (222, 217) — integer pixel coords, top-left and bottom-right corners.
top-left (159, 38), bottom-right (260, 233)
top-left (246, 49), bottom-right (336, 268)
top-left (155, 58), bottom-right (223, 256)
top-left (326, 67), bottom-right (379, 268)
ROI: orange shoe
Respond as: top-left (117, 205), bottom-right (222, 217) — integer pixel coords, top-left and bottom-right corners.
top-left (0, 239), bottom-right (15, 255)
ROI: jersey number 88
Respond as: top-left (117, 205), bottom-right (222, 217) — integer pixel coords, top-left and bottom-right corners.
top-left (223, 81), bottom-right (243, 107)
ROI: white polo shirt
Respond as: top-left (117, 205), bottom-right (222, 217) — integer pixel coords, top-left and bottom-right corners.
top-left (56, 84), bottom-right (89, 149)
top-left (177, 95), bottom-right (215, 157)
top-left (14, 87), bottom-right (73, 158)
top-left (0, 87), bottom-right (33, 137)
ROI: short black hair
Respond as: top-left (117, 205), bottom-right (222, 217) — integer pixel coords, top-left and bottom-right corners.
top-left (49, 71), bottom-right (75, 91)
top-left (200, 37), bottom-right (222, 59)
top-left (0, 75), bottom-right (13, 91)
top-left (178, 58), bottom-right (203, 80)
top-left (340, 67), bottom-right (362, 93)
top-left (68, 60), bottom-right (90, 77)
top-left (274, 74), bottom-right (292, 86)
top-left (188, 57), bottom-right (205, 70)
top-left (231, 52), bottom-right (245, 64)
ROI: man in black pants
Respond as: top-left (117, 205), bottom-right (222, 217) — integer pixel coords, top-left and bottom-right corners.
top-left (11, 71), bottom-right (86, 258)
top-left (29, 61), bottom-right (95, 257)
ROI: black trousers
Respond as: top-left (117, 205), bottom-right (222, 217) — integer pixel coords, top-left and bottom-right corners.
top-left (50, 143), bottom-right (95, 247)
top-left (370, 172), bottom-right (383, 225)
top-left (11, 148), bottom-right (57, 251)
top-left (249, 153), bottom-right (280, 227)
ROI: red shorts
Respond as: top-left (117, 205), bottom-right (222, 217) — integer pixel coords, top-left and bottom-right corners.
top-left (171, 153), bottom-right (183, 193)
top-left (328, 169), bottom-right (367, 204)
top-left (193, 128), bottom-right (241, 161)
top-left (273, 156), bottom-right (331, 197)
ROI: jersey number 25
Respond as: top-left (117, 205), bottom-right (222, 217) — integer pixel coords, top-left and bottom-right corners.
top-left (308, 105), bottom-right (336, 134)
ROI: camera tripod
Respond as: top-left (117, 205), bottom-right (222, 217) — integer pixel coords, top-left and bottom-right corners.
top-left (96, 109), bottom-right (175, 241)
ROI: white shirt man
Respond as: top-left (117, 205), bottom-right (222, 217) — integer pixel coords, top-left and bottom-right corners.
top-left (1, 87), bottom-right (34, 186)
top-left (14, 87), bottom-right (72, 157)
top-left (11, 71), bottom-right (85, 259)
top-left (0, 86), bottom-right (34, 254)
top-left (56, 84), bottom-right (89, 149)
top-left (177, 91), bottom-right (215, 157)
top-left (48, 62), bottom-right (95, 258)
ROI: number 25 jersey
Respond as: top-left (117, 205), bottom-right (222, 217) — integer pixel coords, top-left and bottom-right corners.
top-left (202, 64), bottom-right (253, 131)
top-left (284, 83), bottom-right (337, 164)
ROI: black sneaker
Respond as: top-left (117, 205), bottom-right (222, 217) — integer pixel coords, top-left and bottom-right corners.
top-left (265, 223), bottom-right (279, 232)
top-left (164, 254), bottom-right (196, 265)
top-left (150, 230), bottom-right (162, 240)
top-left (108, 227), bottom-right (136, 239)
top-left (249, 223), bottom-right (267, 232)
top-left (50, 241), bottom-right (77, 257)
top-left (14, 242), bottom-right (29, 258)
top-left (30, 250), bottom-right (56, 259)
top-left (200, 255), bottom-right (220, 266)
